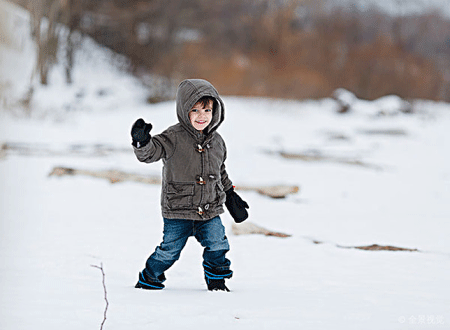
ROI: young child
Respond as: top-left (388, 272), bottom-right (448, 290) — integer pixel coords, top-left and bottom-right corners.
top-left (131, 79), bottom-right (249, 291)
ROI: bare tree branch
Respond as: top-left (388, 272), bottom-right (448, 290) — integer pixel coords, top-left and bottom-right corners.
top-left (91, 263), bottom-right (108, 330)
top-left (48, 166), bottom-right (300, 199)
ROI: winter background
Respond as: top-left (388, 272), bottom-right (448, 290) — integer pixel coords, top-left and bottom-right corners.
top-left (1, 1), bottom-right (450, 329)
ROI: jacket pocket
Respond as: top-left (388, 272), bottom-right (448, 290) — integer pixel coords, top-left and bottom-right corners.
top-left (165, 182), bottom-right (195, 210)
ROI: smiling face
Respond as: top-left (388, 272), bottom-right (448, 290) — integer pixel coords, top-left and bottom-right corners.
top-left (189, 99), bottom-right (213, 133)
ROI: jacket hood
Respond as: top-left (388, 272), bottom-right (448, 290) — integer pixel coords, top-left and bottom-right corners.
top-left (176, 79), bottom-right (225, 138)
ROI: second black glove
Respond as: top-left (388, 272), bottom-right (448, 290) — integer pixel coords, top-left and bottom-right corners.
top-left (225, 187), bottom-right (249, 223)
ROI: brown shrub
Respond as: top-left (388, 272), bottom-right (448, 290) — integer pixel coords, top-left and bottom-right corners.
top-left (9, 0), bottom-right (450, 101)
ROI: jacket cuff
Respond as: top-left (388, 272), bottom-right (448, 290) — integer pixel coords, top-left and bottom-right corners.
top-left (225, 186), bottom-right (234, 195)
top-left (132, 136), bottom-right (150, 148)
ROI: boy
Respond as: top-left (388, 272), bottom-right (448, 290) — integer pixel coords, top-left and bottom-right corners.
top-left (131, 79), bottom-right (249, 291)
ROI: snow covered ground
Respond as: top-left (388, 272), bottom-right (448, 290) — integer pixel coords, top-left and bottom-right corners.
top-left (1, 2), bottom-right (450, 330)
top-left (330, 0), bottom-right (450, 18)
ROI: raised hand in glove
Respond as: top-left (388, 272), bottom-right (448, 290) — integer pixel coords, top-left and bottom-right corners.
top-left (131, 118), bottom-right (152, 148)
top-left (225, 187), bottom-right (249, 223)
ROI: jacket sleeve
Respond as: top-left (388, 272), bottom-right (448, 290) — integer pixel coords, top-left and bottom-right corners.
top-left (133, 129), bottom-right (176, 163)
top-left (220, 141), bottom-right (233, 192)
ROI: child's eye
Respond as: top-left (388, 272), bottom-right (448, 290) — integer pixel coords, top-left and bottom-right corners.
top-left (191, 109), bottom-right (198, 113)
top-left (205, 109), bottom-right (212, 112)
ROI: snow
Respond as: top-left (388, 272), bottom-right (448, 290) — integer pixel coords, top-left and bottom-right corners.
top-left (1, 2), bottom-right (450, 330)
top-left (330, 0), bottom-right (450, 18)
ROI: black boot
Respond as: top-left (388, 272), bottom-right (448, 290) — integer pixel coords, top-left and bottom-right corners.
top-left (135, 271), bottom-right (165, 290)
top-left (206, 278), bottom-right (230, 292)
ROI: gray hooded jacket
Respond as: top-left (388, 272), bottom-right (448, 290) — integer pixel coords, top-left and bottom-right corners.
top-left (134, 79), bottom-right (233, 220)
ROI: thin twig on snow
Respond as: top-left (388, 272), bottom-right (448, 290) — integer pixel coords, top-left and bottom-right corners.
top-left (91, 263), bottom-right (109, 330)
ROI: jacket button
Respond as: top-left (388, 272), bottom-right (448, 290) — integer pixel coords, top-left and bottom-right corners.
top-left (204, 204), bottom-right (210, 210)
top-left (196, 144), bottom-right (204, 153)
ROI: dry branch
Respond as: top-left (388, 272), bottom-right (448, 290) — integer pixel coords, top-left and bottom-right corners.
top-left (49, 166), bottom-right (161, 184)
top-left (91, 263), bottom-right (108, 330)
top-left (0, 143), bottom-right (7, 160)
top-left (233, 223), bottom-right (420, 250)
top-left (49, 166), bottom-right (299, 199)
top-left (232, 221), bottom-right (291, 238)
top-left (235, 184), bottom-right (299, 199)
top-left (1, 142), bottom-right (131, 158)
top-left (341, 244), bottom-right (419, 252)
top-left (303, 236), bottom-right (419, 252)
top-left (358, 129), bottom-right (408, 136)
top-left (266, 150), bottom-right (384, 171)
top-left (297, 235), bottom-right (419, 252)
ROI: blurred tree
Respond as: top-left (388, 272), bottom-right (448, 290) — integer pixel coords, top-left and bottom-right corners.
top-left (7, 0), bottom-right (450, 101)
top-left (26, 0), bottom-right (81, 85)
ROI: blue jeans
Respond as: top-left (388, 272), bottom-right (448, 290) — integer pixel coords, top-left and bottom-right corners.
top-left (142, 216), bottom-right (232, 283)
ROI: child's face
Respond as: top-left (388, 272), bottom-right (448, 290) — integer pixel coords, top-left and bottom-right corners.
top-left (189, 100), bottom-right (213, 132)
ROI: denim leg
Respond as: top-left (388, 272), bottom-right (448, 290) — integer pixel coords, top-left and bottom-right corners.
top-left (144, 218), bottom-right (193, 282)
top-left (194, 216), bottom-right (232, 279)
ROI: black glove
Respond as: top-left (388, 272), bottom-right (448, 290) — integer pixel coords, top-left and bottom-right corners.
top-left (131, 118), bottom-right (152, 148)
top-left (225, 187), bottom-right (249, 223)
